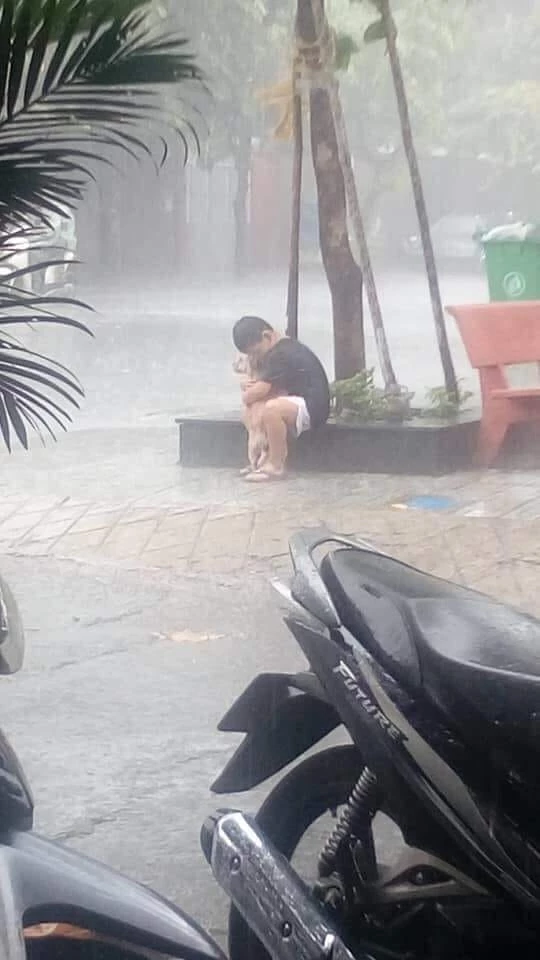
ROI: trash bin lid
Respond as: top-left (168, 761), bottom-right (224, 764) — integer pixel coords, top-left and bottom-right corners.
top-left (481, 222), bottom-right (540, 244)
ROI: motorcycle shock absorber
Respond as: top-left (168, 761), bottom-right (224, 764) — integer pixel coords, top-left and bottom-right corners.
top-left (318, 766), bottom-right (379, 879)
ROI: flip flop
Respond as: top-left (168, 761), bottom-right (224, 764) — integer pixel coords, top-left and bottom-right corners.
top-left (244, 470), bottom-right (286, 483)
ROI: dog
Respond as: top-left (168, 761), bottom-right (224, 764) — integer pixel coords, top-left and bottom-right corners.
top-left (233, 354), bottom-right (269, 472)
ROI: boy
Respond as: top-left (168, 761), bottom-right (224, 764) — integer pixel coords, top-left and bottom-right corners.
top-left (233, 315), bottom-right (330, 482)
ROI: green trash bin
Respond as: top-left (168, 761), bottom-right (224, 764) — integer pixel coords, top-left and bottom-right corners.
top-left (482, 224), bottom-right (540, 301)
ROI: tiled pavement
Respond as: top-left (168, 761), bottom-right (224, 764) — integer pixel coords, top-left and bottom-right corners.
top-left (1, 463), bottom-right (540, 615)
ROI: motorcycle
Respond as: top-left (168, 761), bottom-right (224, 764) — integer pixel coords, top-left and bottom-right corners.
top-left (204, 528), bottom-right (540, 960)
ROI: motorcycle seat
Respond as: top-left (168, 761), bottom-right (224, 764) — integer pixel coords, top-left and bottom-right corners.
top-left (321, 548), bottom-right (540, 736)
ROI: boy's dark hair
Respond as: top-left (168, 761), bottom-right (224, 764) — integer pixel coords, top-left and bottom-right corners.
top-left (233, 315), bottom-right (273, 353)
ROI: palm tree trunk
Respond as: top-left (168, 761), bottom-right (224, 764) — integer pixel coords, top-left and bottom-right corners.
top-left (286, 89), bottom-right (303, 339)
top-left (297, 0), bottom-right (364, 380)
top-left (328, 79), bottom-right (397, 390)
top-left (378, 0), bottom-right (458, 397)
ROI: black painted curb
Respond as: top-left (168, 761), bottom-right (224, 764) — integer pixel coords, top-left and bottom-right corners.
top-left (175, 415), bottom-right (480, 476)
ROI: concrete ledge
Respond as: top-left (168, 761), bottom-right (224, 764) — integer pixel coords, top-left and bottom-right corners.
top-left (175, 414), bottom-right (480, 476)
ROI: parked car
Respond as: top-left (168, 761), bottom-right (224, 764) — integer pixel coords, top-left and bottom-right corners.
top-left (29, 211), bottom-right (77, 293)
top-left (0, 211), bottom-right (77, 294)
top-left (403, 214), bottom-right (486, 262)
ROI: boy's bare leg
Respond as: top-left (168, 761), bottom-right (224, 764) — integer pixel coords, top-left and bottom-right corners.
top-left (246, 398), bottom-right (298, 479)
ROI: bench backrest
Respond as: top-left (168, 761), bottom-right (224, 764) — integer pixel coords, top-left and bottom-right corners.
top-left (446, 301), bottom-right (540, 369)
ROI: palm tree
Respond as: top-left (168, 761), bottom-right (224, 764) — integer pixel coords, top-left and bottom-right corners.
top-left (0, 0), bottom-right (201, 450)
top-left (364, 0), bottom-right (458, 397)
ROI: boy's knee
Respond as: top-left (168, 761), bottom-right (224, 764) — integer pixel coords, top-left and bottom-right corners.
top-left (262, 398), bottom-right (291, 425)
top-left (262, 398), bottom-right (281, 418)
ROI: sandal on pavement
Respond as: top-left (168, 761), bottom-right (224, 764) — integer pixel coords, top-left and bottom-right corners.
top-left (244, 470), bottom-right (286, 483)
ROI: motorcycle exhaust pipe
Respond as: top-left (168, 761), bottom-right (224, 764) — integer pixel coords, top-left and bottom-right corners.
top-left (201, 811), bottom-right (363, 960)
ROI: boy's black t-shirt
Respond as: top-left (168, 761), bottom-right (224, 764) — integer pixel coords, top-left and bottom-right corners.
top-left (258, 338), bottom-right (330, 427)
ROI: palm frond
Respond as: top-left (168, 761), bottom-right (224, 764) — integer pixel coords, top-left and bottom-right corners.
top-left (0, 256), bottom-right (91, 450)
top-left (0, 0), bottom-right (203, 231)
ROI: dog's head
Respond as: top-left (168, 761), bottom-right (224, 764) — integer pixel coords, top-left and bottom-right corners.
top-left (233, 354), bottom-right (250, 376)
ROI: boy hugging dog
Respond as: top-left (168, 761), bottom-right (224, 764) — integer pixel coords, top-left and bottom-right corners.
top-left (232, 316), bottom-right (330, 483)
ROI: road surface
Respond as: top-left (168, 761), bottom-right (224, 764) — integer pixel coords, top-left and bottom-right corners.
top-left (0, 552), bottom-right (304, 944)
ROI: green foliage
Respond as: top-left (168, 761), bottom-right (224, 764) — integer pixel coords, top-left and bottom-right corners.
top-left (332, 369), bottom-right (384, 419)
top-left (363, 19), bottom-right (385, 44)
top-left (340, 0), bottom-right (540, 169)
top-left (424, 382), bottom-right (473, 419)
top-left (331, 369), bottom-right (412, 421)
top-left (333, 373), bottom-right (472, 422)
top-left (16, 0), bottom-right (149, 32)
top-left (0, 0), bottom-right (202, 449)
top-left (0, 251), bottom-right (91, 450)
top-left (0, 0), bottom-right (201, 233)
top-left (335, 31), bottom-right (359, 70)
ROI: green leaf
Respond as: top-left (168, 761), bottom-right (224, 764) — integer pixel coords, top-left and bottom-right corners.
top-left (42, 0), bottom-right (87, 94)
top-left (8, 0), bottom-right (34, 117)
top-left (0, 1), bottom-right (15, 113)
top-left (3, 390), bottom-right (28, 447)
top-left (24, 0), bottom-right (56, 106)
top-left (0, 258), bottom-right (93, 449)
top-left (0, 395), bottom-right (12, 451)
top-left (0, 0), bottom-right (209, 450)
top-left (335, 31), bottom-right (360, 72)
top-left (364, 19), bottom-right (386, 44)
top-left (0, 0), bottom-right (202, 233)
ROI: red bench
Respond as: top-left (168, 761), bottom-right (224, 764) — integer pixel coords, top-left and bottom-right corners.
top-left (446, 301), bottom-right (540, 466)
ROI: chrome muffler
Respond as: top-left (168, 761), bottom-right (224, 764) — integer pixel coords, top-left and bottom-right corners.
top-left (201, 811), bottom-right (363, 960)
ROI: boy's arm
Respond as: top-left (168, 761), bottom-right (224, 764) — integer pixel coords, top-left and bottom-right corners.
top-left (242, 379), bottom-right (273, 406)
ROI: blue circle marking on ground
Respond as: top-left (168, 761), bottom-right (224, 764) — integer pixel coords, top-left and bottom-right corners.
top-left (402, 495), bottom-right (459, 511)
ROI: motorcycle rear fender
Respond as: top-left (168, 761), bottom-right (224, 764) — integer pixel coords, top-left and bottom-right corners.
top-left (212, 671), bottom-right (340, 794)
top-left (1, 830), bottom-right (225, 960)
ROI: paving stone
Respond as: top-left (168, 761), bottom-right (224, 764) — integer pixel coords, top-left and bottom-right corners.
top-left (69, 510), bottom-right (126, 534)
top-left (193, 514), bottom-right (253, 561)
top-left (44, 504), bottom-right (91, 524)
top-left (20, 518), bottom-right (80, 543)
top-left (2, 438), bottom-right (540, 593)
top-left (0, 511), bottom-right (50, 537)
top-left (101, 519), bottom-right (157, 560)
top-left (9, 539), bottom-right (56, 557)
top-left (144, 512), bottom-right (205, 556)
top-left (51, 529), bottom-right (109, 555)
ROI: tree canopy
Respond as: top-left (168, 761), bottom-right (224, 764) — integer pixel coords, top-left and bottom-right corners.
top-left (332, 0), bottom-right (540, 168)
top-left (167, 0), bottom-right (291, 164)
